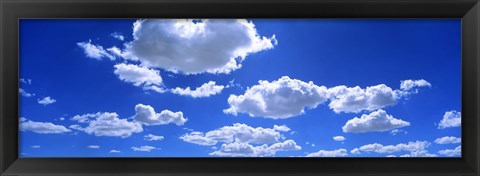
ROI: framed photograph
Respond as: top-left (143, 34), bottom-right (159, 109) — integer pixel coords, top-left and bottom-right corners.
top-left (1, 0), bottom-right (479, 175)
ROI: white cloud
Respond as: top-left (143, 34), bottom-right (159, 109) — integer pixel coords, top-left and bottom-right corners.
top-left (390, 129), bottom-right (407, 135)
top-left (20, 118), bottom-right (70, 134)
top-left (342, 109), bottom-right (410, 133)
top-left (19, 88), bottom-right (34, 97)
top-left (333, 136), bottom-right (346, 142)
top-left (109, 150), bottom-right (121, 153)
top-left (133, 104), bottom-right (187, 126)
top-left (20, 78), bottom-right (32, 85)
top-left (31, 145), bottom-right (40, 149)
top-left (438, 110), bottom-right (461, 129)
top-left (77, 40), bottom-right (115, 60)
top-left (273, 125), bottom-right (291, 132)
top-left (131, 145), bottom-right (157, 152)
top-left (70, 112), bottom-right (143, 138)
top-left (180, 123), bottom-right (285, 146)
top-left (38, 96), bottom-right (56, 105)
top-left (306, 149), bottom-right (347, 157)
top-left (170, 81), bottom-right (224, 98)
top-left (114, 63), bottom-right (163, 88)
top-left (434, 136), bottom-right (461, 144)
top-left (111, 32), bottom-right (125, 41)
top-left (224, 76), bottom-right (329, 119)
top-left (87, 145), bottom-right (100, 149)
top-left (351, 141), bottom-right (435, 157)
top-left (209, 140), bottom-right (301, 157)
top-left (121, 19), bottom-right (277, 74)
top-left (438, 146), bottom-right (461, 156)
top-left (400, 79), bottom-right (432, 91)
top-left (327, 84), bottom-right (398, 113)
top-left (144, 134), bottom-right (164, 141)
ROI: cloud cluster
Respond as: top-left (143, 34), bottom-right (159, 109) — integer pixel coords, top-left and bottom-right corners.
top-left (110, 32), bottom-right (125, 41)
top-left (342, 109), bottom-right (410, 133)
top-left (438, 110), bottom-right (461, 129)
top-left (333, 136), bottom-right (346, 142)
top-left (434, 136), bottom-right (461, 144)
top-left (131, 145), bottom-right (157, 152)
top-left (70, 112), bottom-right (143, 138)
top-left (19, 88), bottom-right (34, 97)
top-left (400, 79), bottom-right (432, 91)
top-left (114, 63), bottom-right (163, 87)
top-left (209, 140), bottom-right (301, 157)
top-left (306, 149), bottom-right (348, 157)
top-left (38, 96), bottom-right (56, 105)
top-left (77, 40), bottom-right (115, 60)
top-left (133, 104), bottom-right (187, 126)
top-left (20, 118), bottom-right (70, 134)
top-left (144, 134), bottom-right (165, 141)
top-left (225, 77), bottom-right (431, 119)
top-left (170, 81), bottom-right (225, 98)
top-left (351, 141), bottom-right (436, 157)
top-left (224, 76), bottom-right (329, 119)
top-left (180, 123), bottom-right (300, 156)
top-left (438, 146), bottom-right (461, 156)
top-left (119, 19), bottom-right (276, 74)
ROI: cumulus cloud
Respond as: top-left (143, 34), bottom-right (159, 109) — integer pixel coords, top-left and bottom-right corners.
top-left (114, 63), bottom-right (163, 87)
top-left (273, 125), bottom-right (291, 132)
top-left (224, 76), bottom-right (329, 119)
top-left (390, 129), bottom-right (407, 135)
top-left (333, 136), bottom-right (346, 142)
top-left (20, 118), bottom-right (70, 134)
top-left (327, 84), bottom-right (399, 113)
top-left (110, 32), bottom-right (125, 41)
top-left (180, 123), bottom-right (283, 146)
top-left (351, 141), bottom-right (436, 157)
top-left (306, 149), bottom-right (347, 157)
top-left (131, 145), bottom-right (157, 152)
top-left (209, 140), bottom-right (301, 157)
top-left (87, 145), bottom-right (100, 149)
top-left (119, 19), bottom-right (276, 74)
top-left (19, 88), bottom-right (34, 97)
top-left (77, 40), bottom-right (115, 60)
top-left (342, 109), bottom-right (410, 133)
top-left (170, 81), bottom-right (225, 98)
top-left (438, 110), bottom-right (461, 129)
top-left (144, 134), bottom-right (164, 141)
top-left (400, 79), bottom-right (432, 91)
top-left (434, 136), bottom-right (461, 144)
top-left (70, 112), bottom-right (143, 138)
top-left (109, 150), bottom-right (121, 153)
top-left (38, 96), bottom-right (56, 105)
top-left (133, 104), bottom-right (187, 126)
top-left (438, 146), bottom-right (461, 156)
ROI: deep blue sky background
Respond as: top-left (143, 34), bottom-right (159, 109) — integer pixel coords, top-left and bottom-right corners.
top-left (19, 19), bottom-right (461, 157)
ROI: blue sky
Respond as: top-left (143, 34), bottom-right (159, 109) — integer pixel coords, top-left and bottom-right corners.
top-left (19, 19), bottom-right (461, 157)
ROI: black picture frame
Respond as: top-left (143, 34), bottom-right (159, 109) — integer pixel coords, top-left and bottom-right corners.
top-left (1, 0), bottom-right (479, 175)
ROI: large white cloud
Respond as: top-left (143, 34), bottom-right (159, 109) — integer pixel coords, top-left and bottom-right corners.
top-left (131, 145), bottom-right (157, 152)
top-left (77, 40), bottom-right (115, 60)
top-left (342, 109), bottom-right (410, 133)
top-left (327, 84), bottom-right (398, 113)
top-left (438, 110), bottom-right (461, 129)
top-left (351, 141), bottom-right (436, 157)
top-left (306, 149), bottom-right (347, 157)
top-left (180, 123), bottom-right (283, 146)
top-left (438, 145), bottom-right (461, 156)
top-left (113, 63), bottom-right (163, 87)
top-left (434, 136), bottom-right (461, 144)
top-left (70, 112), bottom-right (143, 138)
top-left (224, 76), bottom-right (329, 119)
top-left (118, 19), bottom-right (276, 74)
top-left (133, 104), bottom-right (187, 126)
top-left (170, 81), bottom-right (224, 98)
top-left (209, 140), bottom-right (301, 157)
top-left (38, 96), bottom-right (56, 105)
top-left (20, 118), bottom-right (70, 134)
